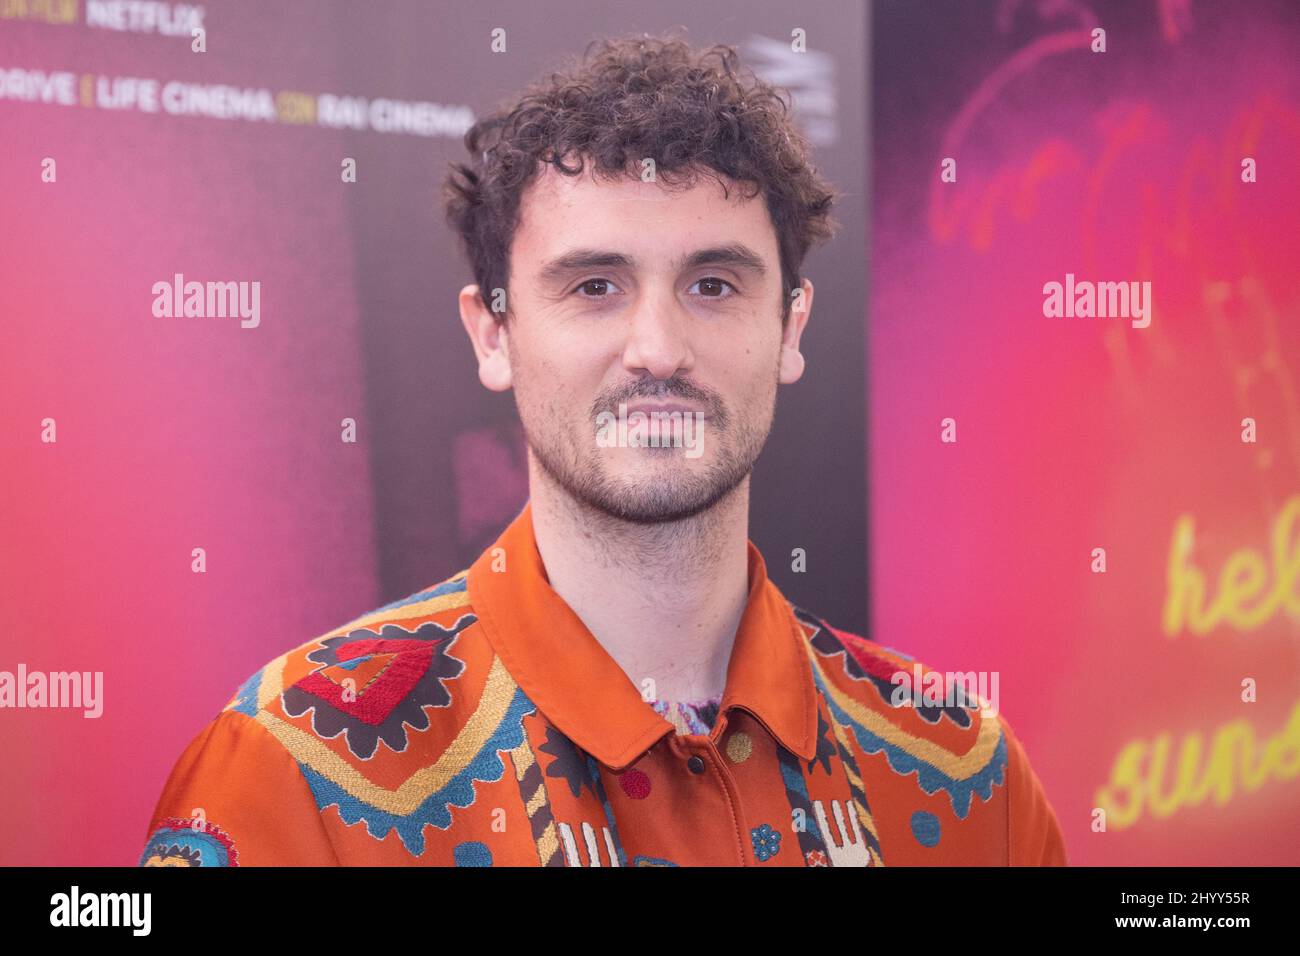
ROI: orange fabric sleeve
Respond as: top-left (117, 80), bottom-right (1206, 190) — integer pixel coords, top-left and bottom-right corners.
top-left (140, 710), bottom-right (340, 866)
top-left (1003, 716), bottom-right (1069, 866)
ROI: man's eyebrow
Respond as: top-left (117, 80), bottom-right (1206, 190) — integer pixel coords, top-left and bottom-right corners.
top-left (536, 250), bottom-right (635, 284)
top-left (677, 244), bottom-right (768, 276)
top-left (536, 243), bottom-right (768, 284)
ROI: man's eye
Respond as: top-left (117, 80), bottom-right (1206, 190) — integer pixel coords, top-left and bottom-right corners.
top-left (574, 278), bottom-right (621, 297)
top-left (689, 277), bottom-right (737, 298)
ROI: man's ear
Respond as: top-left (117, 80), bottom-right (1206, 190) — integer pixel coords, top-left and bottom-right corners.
top-left (778, 278), bottom-right (813, 385)
top-left (459, 284), bottom-right (513, 392)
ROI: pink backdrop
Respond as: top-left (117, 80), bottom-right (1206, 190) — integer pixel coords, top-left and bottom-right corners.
top-left (871, 0), bottom-right (1300, 865)
top-left (0, 11), bottom-right (381, 865)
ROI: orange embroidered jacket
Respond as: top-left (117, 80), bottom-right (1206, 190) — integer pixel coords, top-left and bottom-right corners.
top-left (140, 503), bottom-right (1068, 867)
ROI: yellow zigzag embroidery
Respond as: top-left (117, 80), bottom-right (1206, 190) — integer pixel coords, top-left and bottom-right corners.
top-left (253, 654), bottom-right (517, 816)
top-left (806, 647), bottom-right (1003, 781)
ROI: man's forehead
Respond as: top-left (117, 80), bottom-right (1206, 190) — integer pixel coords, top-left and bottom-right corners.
top-left (516, 163), bottom-right (775, 257)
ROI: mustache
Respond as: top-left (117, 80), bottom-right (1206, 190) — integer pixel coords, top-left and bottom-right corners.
top-left (591, 379), bottom-right (723, 421)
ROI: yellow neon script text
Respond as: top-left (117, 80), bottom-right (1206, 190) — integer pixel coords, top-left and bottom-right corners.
top-left (1162, 495), bottom-right (1300, 636)
top-left (1095, 699), bottom-right (1300, 829)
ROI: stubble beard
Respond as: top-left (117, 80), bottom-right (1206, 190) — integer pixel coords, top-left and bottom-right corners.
top-left (520, 392), bottom-right (774, 525)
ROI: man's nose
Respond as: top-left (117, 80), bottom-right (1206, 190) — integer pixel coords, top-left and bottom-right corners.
top-left (620, 293), bottom-right (694, 380)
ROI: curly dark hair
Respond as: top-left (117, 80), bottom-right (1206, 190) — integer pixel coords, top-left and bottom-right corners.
top-left (443, 32), bottom-right (841, 326)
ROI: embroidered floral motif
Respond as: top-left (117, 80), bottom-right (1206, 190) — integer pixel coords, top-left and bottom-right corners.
top-left (751, 823), bottom-right (782, 862)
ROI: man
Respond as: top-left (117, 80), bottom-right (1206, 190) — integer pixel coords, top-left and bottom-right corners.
top-left (140, 34), bottom-right (1067, 867)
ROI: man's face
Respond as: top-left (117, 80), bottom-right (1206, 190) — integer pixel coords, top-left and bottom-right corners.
top-left (462, 161), bottom-right (811, 524)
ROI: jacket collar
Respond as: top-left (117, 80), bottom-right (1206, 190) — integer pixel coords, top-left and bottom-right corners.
top-left (467, 502), bottom-right (820, 770)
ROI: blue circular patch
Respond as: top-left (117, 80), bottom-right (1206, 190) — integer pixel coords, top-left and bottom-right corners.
top-left (910, 810), bottom-right (942, 847)
top-left (453, 840), bottom-right (493, 867)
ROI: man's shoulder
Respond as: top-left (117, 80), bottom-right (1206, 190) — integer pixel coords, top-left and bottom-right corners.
top-left (788, 603), bottom-right (1010, 758)
top-left (788, 602), bottom-right (943, 692)
top-left (146, 567), bottom-right (514, 865)
top-left (789, 604), bottom-right (1064, 863)
top-left (220, 568), bottom-right (482, 727)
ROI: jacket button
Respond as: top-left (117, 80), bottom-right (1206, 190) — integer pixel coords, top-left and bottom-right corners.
top-left (687, 755), bottom-right (706, 774)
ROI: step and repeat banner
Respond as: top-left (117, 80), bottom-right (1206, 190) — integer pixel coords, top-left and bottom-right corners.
top-left (0, 1), bottom-right (866, 865)
top-left (872, 0), bottom-right (1300, 865)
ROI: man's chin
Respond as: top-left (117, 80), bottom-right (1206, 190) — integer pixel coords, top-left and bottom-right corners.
top-left (576, 471), bottom-right (745, 524)
top-left (583, 492), bottom-right (721, 524)
top-left (527, 435), bottom-right (751, 523)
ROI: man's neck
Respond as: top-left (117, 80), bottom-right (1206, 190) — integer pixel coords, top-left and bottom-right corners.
top-left (526, 459), bottom-right (752, 704)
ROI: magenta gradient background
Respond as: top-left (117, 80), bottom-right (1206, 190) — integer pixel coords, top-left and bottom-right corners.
top-left (871, 1), bottom-right (1300, 864)
top-left (1, 22), bottom-right (381, 864)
